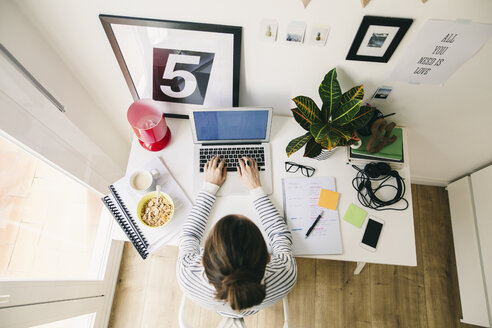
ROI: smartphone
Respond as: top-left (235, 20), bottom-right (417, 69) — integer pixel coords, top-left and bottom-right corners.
top-left (360, 216), bottom-right (384, 252)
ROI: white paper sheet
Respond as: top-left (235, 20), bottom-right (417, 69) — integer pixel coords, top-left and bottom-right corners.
top-left (282, 177), bottom-right (343, 255)
top-left (388, 19), bottom-right (492, 85)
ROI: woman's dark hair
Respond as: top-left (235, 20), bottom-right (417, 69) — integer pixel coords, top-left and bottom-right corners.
top-left (203, 214), bottom-right (268, 311)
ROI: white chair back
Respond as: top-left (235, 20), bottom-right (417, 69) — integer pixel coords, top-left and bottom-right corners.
top-left (217, 317), bottom-right (247, 328)
top-left (178, 296), bottom-right (289, 328)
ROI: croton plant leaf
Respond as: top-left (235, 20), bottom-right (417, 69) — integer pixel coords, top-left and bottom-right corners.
top-left (319, 68), bottom-right (341, 121)
top-left (288, 68), bottom-right (374, 157)
top-left (332, 98), bottom-right (362, 126)
top-left (291, 96), bottom-right (322, 126)
top-left (285, 132), bottom-right (312, 157)
top-left (291, 108), bottom-right (311, 131)
top-left (310, 122), bottom-right (329, 143)
top-left (337, 133), bottom-right (359, 146)
top-left (347, 105), bottom-right (374, 131)
top-left (340, 85), bottom-right (364, 105)
top-left (331, 125), bottom-right (356, 141)
top-left (319, 130), bottom-right (344, 150)
top-left (303, 137), bottom-right (323, 158)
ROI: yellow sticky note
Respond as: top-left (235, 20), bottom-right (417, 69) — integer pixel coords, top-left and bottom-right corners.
top-left (318, 188), bottom-right (340, 210)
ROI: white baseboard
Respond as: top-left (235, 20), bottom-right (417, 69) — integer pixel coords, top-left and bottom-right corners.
top-left (410, 176), bottom-right (448, 187)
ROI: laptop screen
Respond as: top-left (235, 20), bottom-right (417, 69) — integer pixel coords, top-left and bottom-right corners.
top-left (193, 110), bottom-right (269, 141)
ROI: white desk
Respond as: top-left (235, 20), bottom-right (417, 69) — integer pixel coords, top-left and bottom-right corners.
top-left (115, 115), bottom-right (416, 273)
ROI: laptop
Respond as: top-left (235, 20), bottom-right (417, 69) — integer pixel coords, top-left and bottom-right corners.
top-left (190, 107), bottom-right (273, 196)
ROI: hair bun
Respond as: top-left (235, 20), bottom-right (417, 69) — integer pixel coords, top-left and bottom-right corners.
top-left (223, 269), bottom-right (258, 287)
top-left (221, 269), bottom-right (266, 310)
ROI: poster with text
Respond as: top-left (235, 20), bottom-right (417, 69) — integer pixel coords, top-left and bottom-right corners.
top-left (388, 20), bottom-right (492, 85)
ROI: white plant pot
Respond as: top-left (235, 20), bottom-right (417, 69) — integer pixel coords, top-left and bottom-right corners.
top-left (350, 140), bottom-right (362, 150)
top-left (314, 147), bottom-right (337, 160)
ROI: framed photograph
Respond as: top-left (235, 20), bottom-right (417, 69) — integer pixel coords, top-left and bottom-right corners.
top-left (100, 14), bottom-right (242, 118)
top-left (346, 16), bottom-right (413, 63)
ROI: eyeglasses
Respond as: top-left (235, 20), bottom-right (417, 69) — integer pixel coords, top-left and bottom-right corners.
top-left (285, 161), bottom-right (315, 177)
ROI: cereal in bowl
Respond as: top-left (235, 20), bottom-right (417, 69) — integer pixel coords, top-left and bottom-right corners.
top-left (141, 195), bottom-right (173, 227)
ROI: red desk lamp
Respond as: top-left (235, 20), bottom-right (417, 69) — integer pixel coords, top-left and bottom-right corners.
top-left (127, 99), bottom-right (171, 152)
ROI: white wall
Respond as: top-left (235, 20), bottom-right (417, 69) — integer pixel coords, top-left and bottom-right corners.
top-left (11, 0), bottom-right (492, 185)
top-left (0, 1), bottom-right (130, 192)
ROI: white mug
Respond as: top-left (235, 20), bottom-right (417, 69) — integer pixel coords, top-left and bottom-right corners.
top-left (129, 169), bottom-right (160, 194)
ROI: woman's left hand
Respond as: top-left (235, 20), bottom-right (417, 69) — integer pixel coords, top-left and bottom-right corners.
top-left (237, 157), bottom-right (261, 190)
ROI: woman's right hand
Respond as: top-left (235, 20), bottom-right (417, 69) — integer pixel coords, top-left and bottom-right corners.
top-left (237, 157), bottom-right (261, 190)
top-left (204, 156), bottom-right (227, 186)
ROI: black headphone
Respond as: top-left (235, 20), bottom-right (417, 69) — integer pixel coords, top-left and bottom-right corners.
top-left (352, 162), bottom-right (408, 211)
top-left (364, 162), bottom-right (392, 178)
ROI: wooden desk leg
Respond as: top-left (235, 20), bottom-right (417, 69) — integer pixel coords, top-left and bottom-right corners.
top-left (354, 262), bottom-right (366, 275)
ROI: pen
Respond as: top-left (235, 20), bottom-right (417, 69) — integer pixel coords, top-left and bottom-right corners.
top-left (305, 211), bottom-right (323, 238)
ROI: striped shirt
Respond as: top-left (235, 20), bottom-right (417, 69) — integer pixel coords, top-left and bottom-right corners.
top-left (176, 186), bottom-right (297, 317)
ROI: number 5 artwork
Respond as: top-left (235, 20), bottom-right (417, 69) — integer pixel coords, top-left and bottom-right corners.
top-left (153, 49), bottom-right (215, 105)
top-left (100, 15), bottom-right (242, 118)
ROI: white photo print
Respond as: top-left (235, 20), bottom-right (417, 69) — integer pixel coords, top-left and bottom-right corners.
top-left (356, 25), bottom-right (400, 57)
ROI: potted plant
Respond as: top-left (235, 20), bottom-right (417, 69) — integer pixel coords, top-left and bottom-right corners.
top-left (286, 68), bottom-right (374, 160)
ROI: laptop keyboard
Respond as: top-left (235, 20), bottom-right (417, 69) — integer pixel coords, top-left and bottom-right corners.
top-left (199, 146), bottom-right (266, 172)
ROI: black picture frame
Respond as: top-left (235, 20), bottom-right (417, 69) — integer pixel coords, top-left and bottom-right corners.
top-left (100, 14), bottom-right (242, 119)
top-left (346, 16), bottom-right (413, 63)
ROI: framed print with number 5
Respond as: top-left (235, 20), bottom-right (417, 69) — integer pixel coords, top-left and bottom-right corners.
top-left (100, 15), bottom-right (242, 118)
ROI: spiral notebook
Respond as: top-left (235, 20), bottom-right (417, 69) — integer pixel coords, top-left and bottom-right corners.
top-left (102, 157), bottom-right (192, 259)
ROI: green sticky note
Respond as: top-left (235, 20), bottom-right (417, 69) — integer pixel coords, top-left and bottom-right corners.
top-left (343, 203), bottom-right (368, 228)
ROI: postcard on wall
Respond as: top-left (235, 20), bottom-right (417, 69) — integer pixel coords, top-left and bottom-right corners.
top-left (259, 19), bottom-right (278, 43)
top-left (285, 21), bottom-right (306, 44)
top-left (388, 20), bottom-right (492, 85)
top-left (308, 25), bottom-right (330, 46)
top-left (372, 86), bottom-right (393, 99)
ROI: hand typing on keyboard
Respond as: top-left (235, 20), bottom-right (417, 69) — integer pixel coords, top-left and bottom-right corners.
top-left (204, 156), bottom-right (227, 186)
top-left (199, 147), bottom-right (266, 172)
top-left (237, 157), bottom-right (261, 190)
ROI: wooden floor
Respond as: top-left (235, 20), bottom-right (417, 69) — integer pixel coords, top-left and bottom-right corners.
top-left (109, 185), bottom-right (480, 328)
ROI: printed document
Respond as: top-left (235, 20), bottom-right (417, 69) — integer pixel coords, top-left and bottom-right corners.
top-left (282, 177), bottom-right (343, 255)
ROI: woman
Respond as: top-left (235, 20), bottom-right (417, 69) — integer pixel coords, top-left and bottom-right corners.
top-left (177, 156), bottom-right (297, 317)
